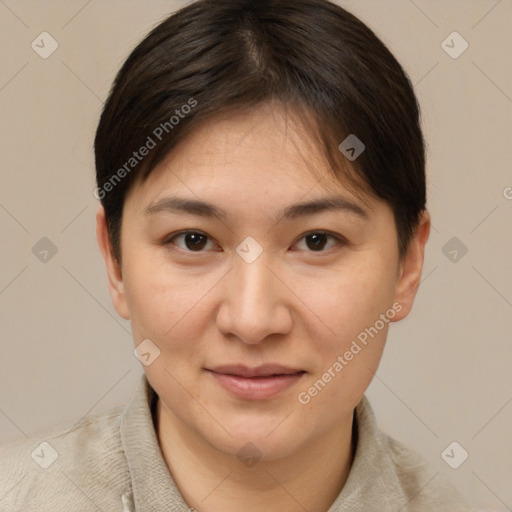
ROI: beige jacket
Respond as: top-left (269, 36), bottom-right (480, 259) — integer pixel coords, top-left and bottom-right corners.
top-left (0, 374), bottom-right (474, 511)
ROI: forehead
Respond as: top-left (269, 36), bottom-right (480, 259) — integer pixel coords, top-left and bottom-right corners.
top-left (130, 104), bottom-right (373, 209)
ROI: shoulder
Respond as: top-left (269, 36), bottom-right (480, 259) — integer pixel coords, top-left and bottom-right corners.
top-left (0, 406), bottom-right (132, 512)
top-left (344, 396), bottom-right (477, 511)
top-left (377, 431), bottom-right (476, 511)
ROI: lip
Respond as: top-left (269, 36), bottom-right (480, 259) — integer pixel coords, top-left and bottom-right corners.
top-left (206, 364), bottom-right (306, 400)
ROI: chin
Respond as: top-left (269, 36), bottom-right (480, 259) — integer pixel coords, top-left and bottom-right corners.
top-left (203, 415), bottom-right (308, 462)
top-left (215, 434), bottom-right (302, 464)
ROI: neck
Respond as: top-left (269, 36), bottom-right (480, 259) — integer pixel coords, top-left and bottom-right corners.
top-left (156, 400), bottom-right (356, 512)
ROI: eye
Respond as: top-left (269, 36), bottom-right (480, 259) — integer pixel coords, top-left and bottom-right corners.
top-left (164, 230), bottom-right (346, 254)
top-left (293, 231), bottom-right (343, 252)
top-left (165, 231), bottom-right (218, 252)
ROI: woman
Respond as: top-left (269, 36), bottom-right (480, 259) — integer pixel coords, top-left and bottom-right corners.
top-left (0, 0), bottom-right (474, 510)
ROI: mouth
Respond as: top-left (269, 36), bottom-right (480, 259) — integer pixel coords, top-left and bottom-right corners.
top-left (205, 364), bottom-right (306, 400)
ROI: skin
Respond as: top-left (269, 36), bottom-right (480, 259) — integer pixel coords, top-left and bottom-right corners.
top-left (97, 103), bottom-right (430, 512)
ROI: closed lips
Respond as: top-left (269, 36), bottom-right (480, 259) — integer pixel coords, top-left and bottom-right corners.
top-left (206, 365), bottom-right (306, 377)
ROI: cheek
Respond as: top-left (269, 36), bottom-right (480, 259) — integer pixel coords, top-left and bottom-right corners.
top-left (296, 256), bottom-right (398, 350)
top-left (292, 256), bottom-right (398, 408)
top-left (122, 253), bottom-right (223, 351)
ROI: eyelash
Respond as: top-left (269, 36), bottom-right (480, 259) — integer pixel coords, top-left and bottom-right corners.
top-left (163, 230), bottom-right (347, 255)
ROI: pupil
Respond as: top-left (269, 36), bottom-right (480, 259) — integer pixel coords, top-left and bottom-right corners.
top-left (186, 233), bottom-right (207, 251)
top-left (307, 233), bottom-right (327, 251)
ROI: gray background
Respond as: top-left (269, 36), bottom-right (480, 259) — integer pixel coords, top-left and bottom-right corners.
top-left (0, 0), bottom-right (511, 509)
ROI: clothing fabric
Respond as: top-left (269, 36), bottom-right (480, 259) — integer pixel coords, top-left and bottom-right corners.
top-left (0, 374), bottom-right (475, 511)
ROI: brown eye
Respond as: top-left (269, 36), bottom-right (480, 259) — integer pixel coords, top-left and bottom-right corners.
top-left (305, 233), bottom-right (329, 251)
top-left (294, 232), bottom-right (342, 253)
top-left (183, 233), bottom-right (208, 251)
top-left (167, 231), bottom-right (215, 252)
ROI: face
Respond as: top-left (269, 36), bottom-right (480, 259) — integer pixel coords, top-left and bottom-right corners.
top-left (97, 103), bottom-right (429, 462)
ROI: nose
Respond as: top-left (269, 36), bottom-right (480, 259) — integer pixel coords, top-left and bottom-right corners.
top-left (215, 251), bottom-right (293, 345)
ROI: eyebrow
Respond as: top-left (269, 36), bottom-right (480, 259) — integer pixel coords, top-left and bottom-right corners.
top-left (144, 195), bottom-right (369, 222)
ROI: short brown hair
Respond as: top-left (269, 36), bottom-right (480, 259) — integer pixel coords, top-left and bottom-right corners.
top-left (95, 0), bottom-right (426, 261)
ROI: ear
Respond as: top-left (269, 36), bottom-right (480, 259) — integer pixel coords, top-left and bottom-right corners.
top-left (391, 210), bottom-right (431, 322)
top-left (96, 206), bottom-right (130, 320)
